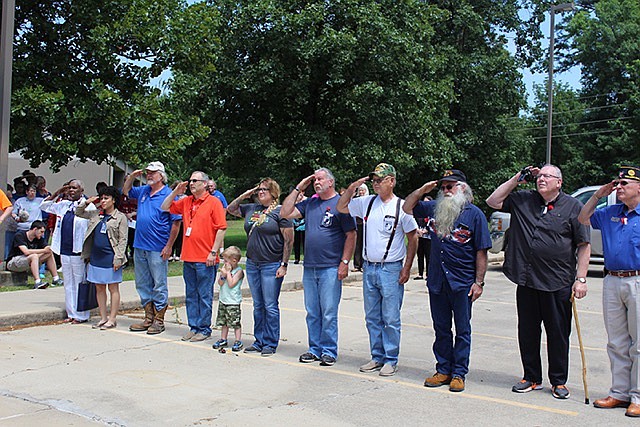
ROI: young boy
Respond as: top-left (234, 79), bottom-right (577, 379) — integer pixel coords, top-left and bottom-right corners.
top-left (212, 246), bottom-right (245, 352)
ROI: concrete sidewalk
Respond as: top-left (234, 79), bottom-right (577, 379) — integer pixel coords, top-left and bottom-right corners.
top-left (0, 254), bottom-right (504, 328)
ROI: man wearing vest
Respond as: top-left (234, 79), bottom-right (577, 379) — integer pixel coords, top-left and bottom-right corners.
top-left (338, 163), bottom-right (417, 377)
top-left (404, 169), bottom-right (491, 392)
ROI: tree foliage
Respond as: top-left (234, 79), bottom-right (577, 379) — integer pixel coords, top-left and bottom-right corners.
top-left (168, 0), bottom-right (548, 200)
top-left (10, 0), bottom-right (208, 171)
top-left (554, 0), bottom-right (640, 182)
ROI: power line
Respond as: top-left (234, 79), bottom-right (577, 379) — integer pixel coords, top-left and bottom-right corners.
top-left (530, 128), bottom-right (623, 140)
top-left (507, 116), bottom-right (632, 132)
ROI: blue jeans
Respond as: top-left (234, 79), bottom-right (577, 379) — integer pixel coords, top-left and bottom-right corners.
top-left (183, 261), bottom-right (216, 336)
top-left (134, 248), bottom-right (169, 310)
top-left (245, 259), bottom-right (283, 351)
top-left (429, 282), bottom-right (473, 379)
top-left (363, 261), bottom-right (404, 366)
top-left (4, 230), bottom-right (15, 259)
top-left (303, 266), bottom-right (342, 359)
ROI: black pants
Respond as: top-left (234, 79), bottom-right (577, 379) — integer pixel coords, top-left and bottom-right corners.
top-left (417, 238), bottom-right (431, 277)
top-left (353, 219), bottom-right (364, 269)
top-left (294, 230), bottom-right (305, 262)
top-left (516, 285), bottom-right (572, 386)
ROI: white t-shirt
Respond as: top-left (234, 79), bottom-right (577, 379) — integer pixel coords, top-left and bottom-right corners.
top-left (348, 195), bottom-right (417, 263)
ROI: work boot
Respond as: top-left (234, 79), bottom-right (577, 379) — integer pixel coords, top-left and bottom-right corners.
top-left (129, 302), bottom-right (155, 332)
top-left (147, 306), bottom-right (167, 335)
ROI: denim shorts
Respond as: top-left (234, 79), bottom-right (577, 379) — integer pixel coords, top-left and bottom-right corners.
top-left (216, 302), bottom-right (241, 327)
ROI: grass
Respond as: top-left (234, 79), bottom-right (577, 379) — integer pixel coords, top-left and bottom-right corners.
top-left (0, 218), bottom-right (301, 292)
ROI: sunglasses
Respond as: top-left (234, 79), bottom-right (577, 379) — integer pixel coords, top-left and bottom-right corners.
top-left (615, 180), bottom-right (632, 187)
top-left (256, 187), bottom-right (270, 192)
top-left (440, 183), bottom-right (460, 191)
top-left (188, 179), bottom-right (206, 183)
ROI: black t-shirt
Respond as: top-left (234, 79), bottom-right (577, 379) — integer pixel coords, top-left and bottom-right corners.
top-left (501, 190), bottom-right (590, 292)
top-left (7, 230), bottom-right (46, 261)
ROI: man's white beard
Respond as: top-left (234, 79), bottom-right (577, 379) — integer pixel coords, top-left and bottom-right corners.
top-left (434, 191), bottom-right (467, 238)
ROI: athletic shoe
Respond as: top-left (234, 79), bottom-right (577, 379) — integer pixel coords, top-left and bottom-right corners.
top-left (512, 379), bottom-right (543, 393)
top-left (299, 352), bottom-right (320, 363)
top-left (319, 354), bottom-right (336, 366)
top-left (552, 385), bottom-right (570, 399)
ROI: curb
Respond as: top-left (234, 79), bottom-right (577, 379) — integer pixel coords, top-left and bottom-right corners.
top-left (0, 254), bottom-right (503, 329)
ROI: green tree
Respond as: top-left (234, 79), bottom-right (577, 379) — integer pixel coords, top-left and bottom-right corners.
top-left (10, 0), bottom-right (208, 171)
top-left (557, 0), bottom-right (640, 180)
top-left (169, 0), bottom-right (549, 201)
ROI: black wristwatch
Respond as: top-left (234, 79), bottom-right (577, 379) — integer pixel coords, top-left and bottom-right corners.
top-left (280, 262), bottom-right (288, 267)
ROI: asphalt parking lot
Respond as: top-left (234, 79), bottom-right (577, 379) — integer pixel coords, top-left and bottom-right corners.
top-left (0, 262), bottom-right (635, 426)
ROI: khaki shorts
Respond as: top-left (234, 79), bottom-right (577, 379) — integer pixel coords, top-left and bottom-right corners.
top-left (6, 255), bottom-right (31, 272)
top-left (215, 303), bottom-right (241, 328)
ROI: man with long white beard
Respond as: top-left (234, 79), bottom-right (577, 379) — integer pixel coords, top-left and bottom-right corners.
top-left (403, 169), bottom-right (491, 392)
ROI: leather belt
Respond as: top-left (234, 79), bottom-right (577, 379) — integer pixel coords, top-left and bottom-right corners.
top-left (608, 270), bottom-right (640, 278)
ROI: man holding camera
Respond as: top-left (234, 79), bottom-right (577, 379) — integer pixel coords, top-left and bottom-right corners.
top-left (486, 164), bottom-right (591, 400)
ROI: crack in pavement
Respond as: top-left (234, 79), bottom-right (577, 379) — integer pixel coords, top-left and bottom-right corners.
top-left (0, 340), bottom-right (166, 381)
top-left (0, 389), bottom-right (126, 426)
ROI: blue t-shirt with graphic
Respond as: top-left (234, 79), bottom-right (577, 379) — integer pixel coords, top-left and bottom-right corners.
top-left (296, 195), bottom-right (356, 268)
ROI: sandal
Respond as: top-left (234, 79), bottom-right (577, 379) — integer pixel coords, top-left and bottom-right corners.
top-left (92, 319), bottom-right (108, 329)
top-left (62, 318), bottom-right (74, 323)
top-left (71, 319), bottom-right (88, 324)
top-left (100, 321), bottom-right (117, 330)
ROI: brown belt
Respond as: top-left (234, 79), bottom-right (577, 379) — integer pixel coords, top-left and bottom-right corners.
top-left (608, 270), bottom-right (640, 278)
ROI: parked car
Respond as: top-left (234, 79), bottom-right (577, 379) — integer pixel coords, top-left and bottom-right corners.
top-left (488, 186), bottom-right (618, 263)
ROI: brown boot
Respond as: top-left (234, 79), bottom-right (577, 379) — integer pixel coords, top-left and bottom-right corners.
top-left (147, 306), bottom-right (167, 335)
top-left (129, 302), bottom-right (155, 332)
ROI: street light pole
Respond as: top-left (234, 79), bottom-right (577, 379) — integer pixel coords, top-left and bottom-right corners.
top-left (546, 2), bottom-right (575, 165)
top-left (0, 0), bottom-right (16, 259)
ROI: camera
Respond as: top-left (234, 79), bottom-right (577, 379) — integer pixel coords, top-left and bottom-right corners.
top-left (518, 167), bottom-right (536, 183)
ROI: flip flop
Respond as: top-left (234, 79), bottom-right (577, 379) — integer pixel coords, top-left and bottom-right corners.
top-left (100, 321), bottom-right (117, 330)
top-left (92, 319), bottom-right (108, 329)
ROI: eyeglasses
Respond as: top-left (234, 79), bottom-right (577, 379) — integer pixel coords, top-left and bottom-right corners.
top-left (537, 173), bottom-right (560, 180)
top-left (615, 180), bottom-right (632, 186)
top-left (440, 183), bottom-right (460, 191)
top-left (189, 179), bottom-right (206, 183)
top-left (371, 177), bottom-right (388, 184)
top-left (256, 188), bottom-right (269, 192)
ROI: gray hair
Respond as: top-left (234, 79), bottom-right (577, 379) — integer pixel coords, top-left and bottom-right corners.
top-left (541, 164), bottom-right (563, 180)
top-left (70, 179), bottom-right (84, 191)
top-left (193, 171), bottom-right (210, 181)
top-left (315, 167), bottom-right (335, 183)
top-left (159, 171), bottom-right (168, 184)
top-left (460, 182), bottom-right (474, 203)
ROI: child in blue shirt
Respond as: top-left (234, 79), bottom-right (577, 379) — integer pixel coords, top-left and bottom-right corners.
top-left (212, 246), bottom-right (245, 352)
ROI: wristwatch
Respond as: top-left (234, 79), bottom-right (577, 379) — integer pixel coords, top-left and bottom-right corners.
top-left (280, 262), bottom-right (288, 267)
top-left (575, 277), bottom-right (587, 283)
top-left (341, 259), bottom-right (349, 265)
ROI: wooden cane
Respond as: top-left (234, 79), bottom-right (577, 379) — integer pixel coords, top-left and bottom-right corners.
top-left (572, 294), bottom-right (590, 404)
